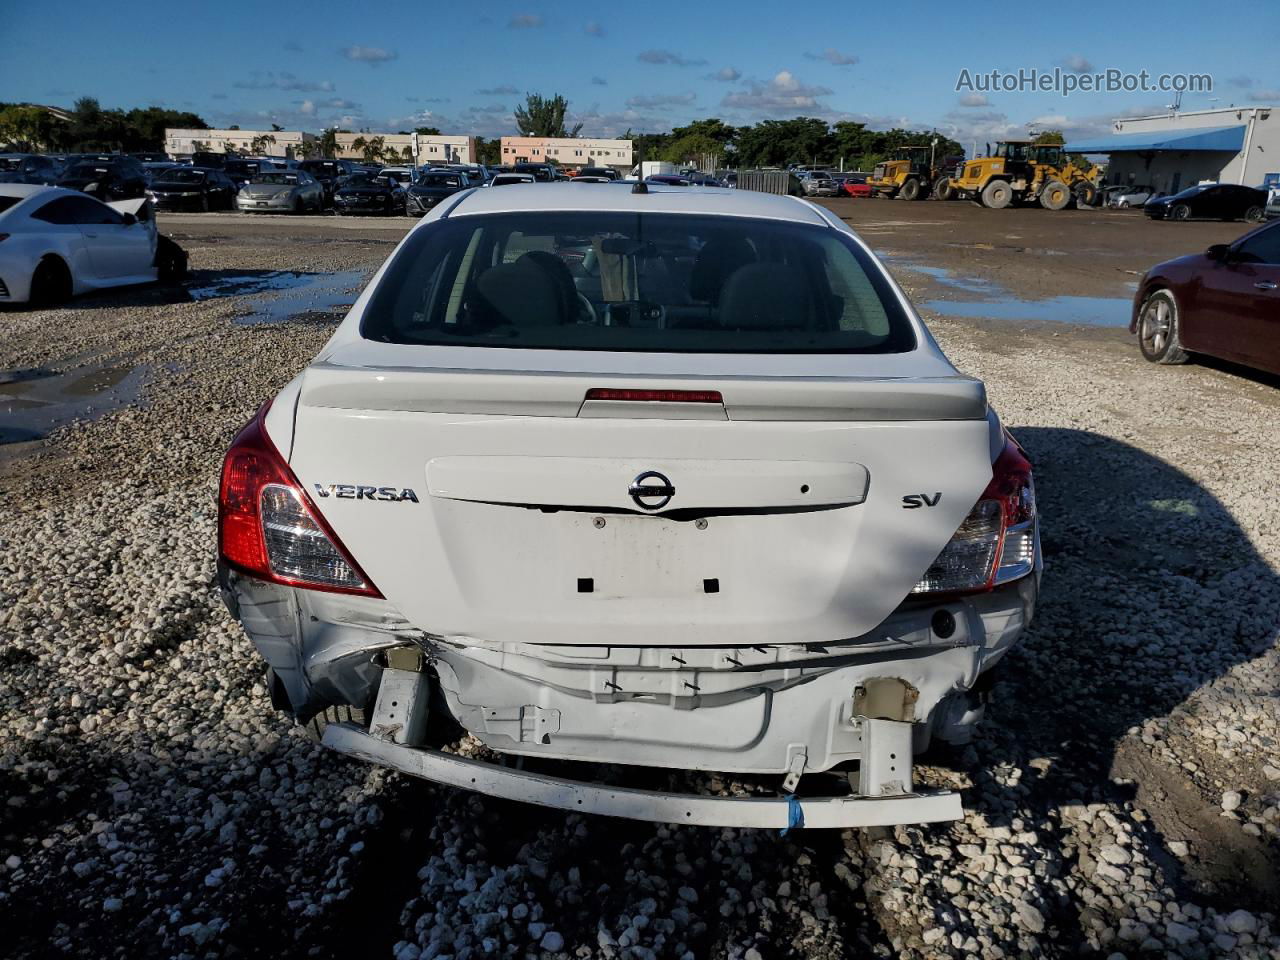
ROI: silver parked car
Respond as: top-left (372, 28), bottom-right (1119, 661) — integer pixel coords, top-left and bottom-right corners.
top-left (800, 171), bottom-right (839, 197)
top-left (236, 170), bottom-right (325, 214)
top-left (1109, 185), bottom-right (1162, 208)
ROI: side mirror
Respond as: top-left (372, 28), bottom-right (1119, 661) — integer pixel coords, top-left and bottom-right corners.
top-left (1206, 243), bottom-right (1233, 262)
top-left (122, 213), bottom-right (138, 226)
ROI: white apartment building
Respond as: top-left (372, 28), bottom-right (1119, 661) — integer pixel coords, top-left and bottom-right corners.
top-left (334, 132), bottom-right (476, 165)
top-left (164, 128), bottom-right (313, 158)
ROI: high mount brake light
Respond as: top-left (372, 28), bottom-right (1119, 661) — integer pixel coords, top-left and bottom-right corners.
top-left (585, 388), bottom-right (724, 403)
top-left (912, 432), bottom-right (1037, 595)
top-left (218, 406), bottom-right (381, 597)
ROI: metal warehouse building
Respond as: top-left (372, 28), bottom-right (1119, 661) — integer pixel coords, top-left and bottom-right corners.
top-left (1067, 106), bottom-right (1280, 194)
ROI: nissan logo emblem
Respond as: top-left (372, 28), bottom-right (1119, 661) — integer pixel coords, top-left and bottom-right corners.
top-left (629, 471), bottom-right (675, 510)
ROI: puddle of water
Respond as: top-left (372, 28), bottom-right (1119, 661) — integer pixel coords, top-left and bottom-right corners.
top-left (187, 269), bottom-right (368, 326)
top-left (922, 295), bottom-right (1131, 327)
top-left (1, 362), bottom-right (149, 445)
top-left (884, 259), bottom-right (994, 294)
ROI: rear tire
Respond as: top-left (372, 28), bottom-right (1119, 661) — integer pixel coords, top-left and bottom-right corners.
top-left (981, 180), bottom-right (1013, 209)
top-left (1137, 290), bottom-right (1189, 364)
top-left (899, 177), bottom-right (921, 201)
top-left (29, 257), bottom-right (72, 306)
top-left (200, 194), bottom-right (210, 213)
top-left (933, 177), bottom-right (955, 201)
top-left (1040, 180), bottom-right (1071, 211)
top-left (1074, 182), bottom-right (1097, 207)
top-left (293, 196), bottom-right (304, 214)
top-left (1171, 203), bottom-right (1191, 221)
top-left (1245, 205), bottom-right (1265, 223)
top-left (156, 235), bottom-right (188, 285)
top-left (304, 704), bottom-right (367, 742)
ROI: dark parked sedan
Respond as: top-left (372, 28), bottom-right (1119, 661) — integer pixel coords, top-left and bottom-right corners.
top-left (333, 174), bottom-right (406, 216)
top-left (0, 153), bottom-right (62, 185)
top-left (56, 157), bottom-right (148, 201)
top-left (299, 159), bottom-right (361, 205)
top-left (406, 171), bottom-right (470, 216)
top-left (147, 167), bottom-right (238, 211)
top-left (1144, 183), bottom-right (1267, 222)
top-left (1132, 218), bottom-right (1280, 376)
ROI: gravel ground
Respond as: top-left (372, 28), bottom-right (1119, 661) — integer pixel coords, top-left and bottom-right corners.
top-left (0, 214), bottom-right (1277, 959)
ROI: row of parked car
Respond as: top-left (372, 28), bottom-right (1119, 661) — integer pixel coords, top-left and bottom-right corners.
top-left (1101, 181), bottom-right (1275, 223)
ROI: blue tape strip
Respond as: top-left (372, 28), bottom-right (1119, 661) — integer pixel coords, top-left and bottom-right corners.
top-left (780, 794), bottom-right (805, 835)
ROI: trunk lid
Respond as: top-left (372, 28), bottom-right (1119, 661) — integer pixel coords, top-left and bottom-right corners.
top-left (285, 348), bottom-right (994, 647)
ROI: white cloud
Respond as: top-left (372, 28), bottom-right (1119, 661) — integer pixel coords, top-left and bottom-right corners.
top-left (233, 72), bottom-right (335, 93)
top-left (591, 76), bottom-right (608, 86)
top-left (342, 46), bottom-right (398, 64)
top-left (1249, 89), bottom-right (1280, 102)
top-left (804, 49), bottom-right (858, 66)
top-left (508, 13), bottom-right (543, 28)
top-left (958, 93), bottom-right (990, 107)
top-left (721, 70), bottom-right (833, 117)
top-left (707, 67), bottom-right (741, 82)
top-left (584, 21), bottom-right (604, 36)
top-left (637, 49), bottom-right (707, 67)
top-left (626, 93), bottom-right (697, 108)
top-left (299, 100), bottom-right (316, 116)
top-left (1061, 54), bottom-right (1093, 74)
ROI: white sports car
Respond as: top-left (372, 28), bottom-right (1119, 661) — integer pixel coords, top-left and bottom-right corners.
top-left (0, 184), bottom-right (184, 305)
top-left (218, 185), bottom-right (1041, 828)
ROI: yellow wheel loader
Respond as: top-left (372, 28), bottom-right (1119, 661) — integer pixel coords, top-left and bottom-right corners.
top-left (949, 140), bottom-right (1102, 210)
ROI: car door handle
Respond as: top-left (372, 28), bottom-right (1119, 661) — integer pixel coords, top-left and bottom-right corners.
top-left (83, 232), bottom-right (98, 238)
top-left (1255, 282), bottom-right (1277, 290)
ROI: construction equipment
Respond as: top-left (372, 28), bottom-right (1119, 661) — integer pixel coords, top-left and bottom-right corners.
top-left (867, 146), bottom-right (959, 201)
top-left (948, 139), bottom-right (1102, 210)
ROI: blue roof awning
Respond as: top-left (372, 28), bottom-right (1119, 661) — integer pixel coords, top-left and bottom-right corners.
top-left (1065, 124), bottom-right (1246, 154)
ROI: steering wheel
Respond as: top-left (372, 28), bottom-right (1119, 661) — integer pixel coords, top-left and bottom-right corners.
top-left (577, 292), bottom-right (598, 325)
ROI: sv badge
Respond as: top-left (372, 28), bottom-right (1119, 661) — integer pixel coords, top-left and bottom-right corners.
top-left (902, 492), bottom-right (942, 509)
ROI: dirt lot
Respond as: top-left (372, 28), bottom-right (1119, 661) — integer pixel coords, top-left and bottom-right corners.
top-left (1, 201), bottom-right (1277, 959)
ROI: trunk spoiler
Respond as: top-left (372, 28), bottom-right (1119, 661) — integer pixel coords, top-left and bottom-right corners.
top-left (299, 363), bottom-right (989, 422)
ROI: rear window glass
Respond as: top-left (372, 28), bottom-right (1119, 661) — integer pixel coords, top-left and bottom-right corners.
top-left (362, 212), bottom-right (915, 354)
top-left (0, 196), bottom-right (20, 214)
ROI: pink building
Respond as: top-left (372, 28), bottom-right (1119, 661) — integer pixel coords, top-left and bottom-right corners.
top-left (500, 137), bottom-right (633, 173)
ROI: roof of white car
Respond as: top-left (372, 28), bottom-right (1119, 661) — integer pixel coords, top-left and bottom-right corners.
top-left (0, 183), bottom-right (54, 200)
top-left (445, 183), bottom-right (829, 225)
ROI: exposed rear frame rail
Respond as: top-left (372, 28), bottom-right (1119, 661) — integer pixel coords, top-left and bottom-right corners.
top-left (322, 724), bottom-right (963, 829)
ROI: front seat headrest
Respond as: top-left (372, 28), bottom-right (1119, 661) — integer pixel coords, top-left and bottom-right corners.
top-left (718, 263), bottom-right (812, 330)
top-left (475, 259), bottom-right (567, 328)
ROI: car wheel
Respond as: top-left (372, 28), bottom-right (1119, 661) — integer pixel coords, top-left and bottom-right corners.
top-left (1137, 290), bottom-right (1189, 365)
top-left (1245, 205), bottom-right (1265, 223)
top-left (304, 703), bottom-right (367, 742)
top-left (293, 196), bottom-right (304, 214)
top-left (981, 180), bottom-right (1013, 209)
top-left (29, 256), bottom-right (72, 306)
top-left (1171, 203), bottom-right (1191, 221)
top-left (156, 235), bottom-right (188, 285)
top-left (1118, 200), bottom-right (1130, 209)
top-left (201, 194), bottom-right (210, 213)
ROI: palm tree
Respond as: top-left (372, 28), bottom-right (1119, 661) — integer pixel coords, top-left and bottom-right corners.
top-left (250, 133), bottom-right (277, 156)
top-left (315, 128), bottom-right (338, 158)
top-left (350, 135), bottom-right (367, 161)
top-left (363, 136), bottom-right (386, 164)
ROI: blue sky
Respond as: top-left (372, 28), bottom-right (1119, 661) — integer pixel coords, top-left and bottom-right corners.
top-left (2, 0), bottom-right (1277, 147)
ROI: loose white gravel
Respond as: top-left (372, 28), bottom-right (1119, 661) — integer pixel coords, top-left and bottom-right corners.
top-left (0, 227), bottom-right (1277, 958)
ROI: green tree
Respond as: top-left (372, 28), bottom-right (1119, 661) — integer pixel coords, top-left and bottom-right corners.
top-left (414, 125), bottom-right (441, 136)
top-left (316, 128), bottom-right (339, 157)
top-left (662, 133), bottom-right (724, 169)
top-left (350, 135), bottom-right (367, 159)
top-left (514, 93), bottom-right (581, 137)
top-left (1032, 130), bottom-right (1065, 145)
top-left (249, 133), bottom-right (277, 155)
top-left (362, 136), bottom-right (386, 163)
top-left (735, 118), bottom-right (832, 168)
top-left (474, 136), bottom-right (501, 166)
top-left (0, 105), bottom-right (54, 151)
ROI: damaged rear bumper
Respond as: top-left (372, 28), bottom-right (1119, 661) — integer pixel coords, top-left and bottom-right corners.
top-left (322, 722), bottom-right (963, 828)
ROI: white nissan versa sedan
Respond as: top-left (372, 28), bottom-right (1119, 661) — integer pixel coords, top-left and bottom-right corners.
top-left (218, 184), bottom-right (1040, 828)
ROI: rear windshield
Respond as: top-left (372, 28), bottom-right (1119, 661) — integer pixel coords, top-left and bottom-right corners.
top-left (362, 212), bottom-right (915, 353)
top-left (418, 174), bottom-right (461, 187)
top-left (0, 196), bottom-right (20, 214)
top-left (253, 173), bottom-right (301, 185)
top-left (159, 169), bottom-right (207, 183)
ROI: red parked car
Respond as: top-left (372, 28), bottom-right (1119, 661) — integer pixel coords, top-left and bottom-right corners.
top-left (842, 177), bottom-right (872, 198)
top-left (1133, 218), bottom-right (1280, 376)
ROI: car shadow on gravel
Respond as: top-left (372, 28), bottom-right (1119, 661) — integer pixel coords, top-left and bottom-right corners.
top-left (965, 426), bottom-right (1280, 929)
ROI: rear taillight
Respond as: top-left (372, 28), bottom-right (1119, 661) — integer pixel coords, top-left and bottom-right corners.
top-left (585, 388), bottom-right (723, 403)
top-left (218, 406), bottom-right (381, 597)
top-left (912, 433), bottom-right (1037, 595)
